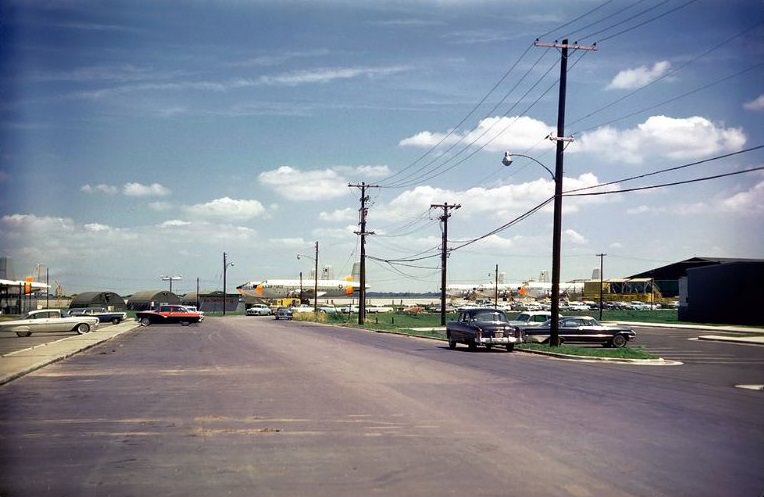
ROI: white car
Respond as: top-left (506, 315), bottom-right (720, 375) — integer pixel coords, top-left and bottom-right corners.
top-left (246, 304), bottom-right (272, 316)
top-left (0, 309), bottom-right (100, 337)
top-left (507, 310), bottom-right (551, 328)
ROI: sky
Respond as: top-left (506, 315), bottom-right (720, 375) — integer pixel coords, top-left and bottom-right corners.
top-left (1, 0), bottom-right (763, 296)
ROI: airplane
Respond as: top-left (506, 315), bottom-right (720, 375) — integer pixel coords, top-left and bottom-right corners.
top-left (237, 262), bottom-right (365, 300)
top-left (449, 271), bottom-right (588, 299)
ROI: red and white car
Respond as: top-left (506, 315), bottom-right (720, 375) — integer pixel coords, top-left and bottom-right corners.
top-left (135, 305), bottom-right (203, 327)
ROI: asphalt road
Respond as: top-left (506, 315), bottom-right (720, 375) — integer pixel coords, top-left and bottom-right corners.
top-left (1, 317), bottom-right (762, 497)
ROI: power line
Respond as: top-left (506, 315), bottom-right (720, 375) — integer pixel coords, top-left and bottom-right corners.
top-left (566, 165), bottom-right (764, 197)
top-left (568, 20), bottom-right (763, 133)
top-left (565, 145), bottom-right (764, 195)
top-left (381, 43), bottom-right (536, 187)
top-left (595, 0), bottom-right (700, 43)
top-left (383, 48), bottom-right (556, 188)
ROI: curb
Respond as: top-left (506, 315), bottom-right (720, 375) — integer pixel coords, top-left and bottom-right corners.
top-left (0, 322), bottom-right (141, 386)
top-left (355, 325), bottom-right (674, 365)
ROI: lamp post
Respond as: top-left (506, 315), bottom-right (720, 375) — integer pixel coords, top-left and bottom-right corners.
top-left (223, 252), bottom-right (234, 315)
top-left (160, 274), bottom-right (183, 293)
top-left (297, 241), bottom-right (319, 312)
top-left (502, 151), bottom-right (563, 347)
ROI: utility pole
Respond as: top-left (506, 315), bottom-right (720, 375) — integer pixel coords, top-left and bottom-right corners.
top-left (349, 182), bottom-right (379, 325)
top-left (534, 38), bottom-right (597, 346)
top-left (314, 241), bottom-right (319, 313)
top-left (494, 264), bottom-right (499, 309)
top-left (597, 253), bottom-right (607, 320)
top-left (223, 252), bottom-right (234, 315)
top-left (431, 202), bottom-right (461, 326)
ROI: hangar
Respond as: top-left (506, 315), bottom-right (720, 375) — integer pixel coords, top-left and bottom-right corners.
top-left (629, 257), bottom-right (763, 326)
top-left (126, 290), bottom-right (181, 311)
top-left (68, 291), bottom-right (127, 311)
top-left (181, 291), bottom-right (240, 313)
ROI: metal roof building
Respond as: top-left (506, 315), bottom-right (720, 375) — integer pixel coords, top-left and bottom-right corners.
top-left (126, 290), bottom-right (181, 311)
top-left (630, 257), bottom-right (763, 326)
top-left (68, 291), bottom-right (127, 311)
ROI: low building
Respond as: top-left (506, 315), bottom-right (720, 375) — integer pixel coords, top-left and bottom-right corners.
top-left (181, 291), bottom-right (240, 313)
top-left (629, 257), bottom-right (763, 326)
top-left (68, 291), bottom-right (127, 311)
top-left (678, 261), bottom-right (764, 326)
top-left (126, 290), bottom-right (181, 311)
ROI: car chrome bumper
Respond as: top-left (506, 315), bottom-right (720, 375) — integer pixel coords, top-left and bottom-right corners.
top-left (476, 336), bottom-right (520, 345)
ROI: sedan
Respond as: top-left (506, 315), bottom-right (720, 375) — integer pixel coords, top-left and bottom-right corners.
top-left (135, 305), bottom-right (203, 326)
top-left (274, 307), bottom-right (293, 320)
top-left (521, 316), bottom-right (636, 348)
top-left (246, 304), bottom-right (272, 316)
top-left (0, 309), bottom-right (100, 337)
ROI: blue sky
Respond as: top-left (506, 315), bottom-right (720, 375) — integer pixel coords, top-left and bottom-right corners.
top-left (1, 0), bottom-right (763, 295)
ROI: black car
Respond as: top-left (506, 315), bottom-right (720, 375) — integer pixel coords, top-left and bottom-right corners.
top-left (446, 307), bottom-right (524, 352)
top-left (520, 316), bottom-right (636, 347)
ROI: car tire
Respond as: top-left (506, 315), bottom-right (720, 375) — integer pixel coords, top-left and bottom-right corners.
top-left (506, 343), bottom-right (515, 352)
top-left (180, 320), bottom-right (191, 326)
top-left (448, 337), bottom-right (457, 349)
top-left (76, 323), bottom-right (91, 334)
top-left (111, 318), bottom-right (121, 324)
top-left (611, 334), bottom-right (627, 348)
top-left (468, 339), bottom-right (477, 351)
top-left (140, 317), bottom-right (151, 327)
top-left (16, 331), bottom-right (32, 337)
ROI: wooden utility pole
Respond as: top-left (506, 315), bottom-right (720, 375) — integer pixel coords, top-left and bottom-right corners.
top-left (597, 253), bottom-right (606, 320)
top-left (431, 202), bottom-right (460, 326)
top-left (349, 182), bottom-right (379, 325)
top-left (534, 38), bottom-right (597, 346)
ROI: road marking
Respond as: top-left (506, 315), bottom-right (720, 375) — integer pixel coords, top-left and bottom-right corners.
top-left (734, 384), bottom-right (764, 391)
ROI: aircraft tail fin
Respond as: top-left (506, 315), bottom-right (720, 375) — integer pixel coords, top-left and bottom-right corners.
top-left (351, 262), bottom-right (361, 282)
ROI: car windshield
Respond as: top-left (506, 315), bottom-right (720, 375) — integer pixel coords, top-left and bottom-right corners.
top-left (473, 310), bottom-right (508, 323)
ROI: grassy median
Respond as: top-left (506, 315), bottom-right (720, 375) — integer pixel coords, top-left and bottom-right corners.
top-left (302, 310), bottom-right (659, 360)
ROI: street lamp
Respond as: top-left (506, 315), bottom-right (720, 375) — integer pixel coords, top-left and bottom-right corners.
top-left (223, 252), bottom-right (234, 315)
top-left (502, 151), bottom-right (563, 347)
top-left (297, 241), bottom-right (319, 312)
top-left (160, 274), bottom-right (183, 293)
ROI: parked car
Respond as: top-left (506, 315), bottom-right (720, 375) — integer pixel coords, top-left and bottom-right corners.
top-left (135, 305), bottom-right (203, 326)
top-left (507, 310), bottom-right (551, 328)
top-left (68, 307), bottom-right (127, 324)
top-left (274, 307), bottom-right (293, 320)
top-left (246, 304), bottom-right (272, 316)
top-left (181, 306), bottom-right (204, 321)
top-left (0, 309), bottom-right (100, 337)
top-left (520, 316), bottom-right (636, 348)
top-left (446, 307), bottom-right (524, 352)
top-left (629, 301), bottom-right (652, 310)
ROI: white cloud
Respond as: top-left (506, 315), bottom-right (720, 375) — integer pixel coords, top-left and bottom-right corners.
top-left (743, 94), bottom-right (764, 111)
top-left (354, 165), bottom-right (391, 178)
top-left (564, 229), bottom-right (588, 244)
top-left (574, 115), bottom-right (746, 164)
top-left (83, 223), bottom-right (112, 232)
top-left (606, 61), bottom-right (671, 90)
top-left (123, 182), bottom-right (171, 197)
top-left (385, 172), bottom-right (617, 222)
top-left (399, 115), bottom-right (556, 153)
top-left (81, 183), bottom-right (118, 195)
top-left (258, 65), bottom-right (408, 86)
top-left (158, 219), bottom-right (192, 228)
top-left (183, 197), bottom-right (266, 221)
top-left (259, 166), bottom-right (350, 201)
top-left (721, 180), bottom-right (764, 214)
top-left (149, 201), bottom-right (173, 211)
top-left (320, 208), bottom-right (356, 222)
